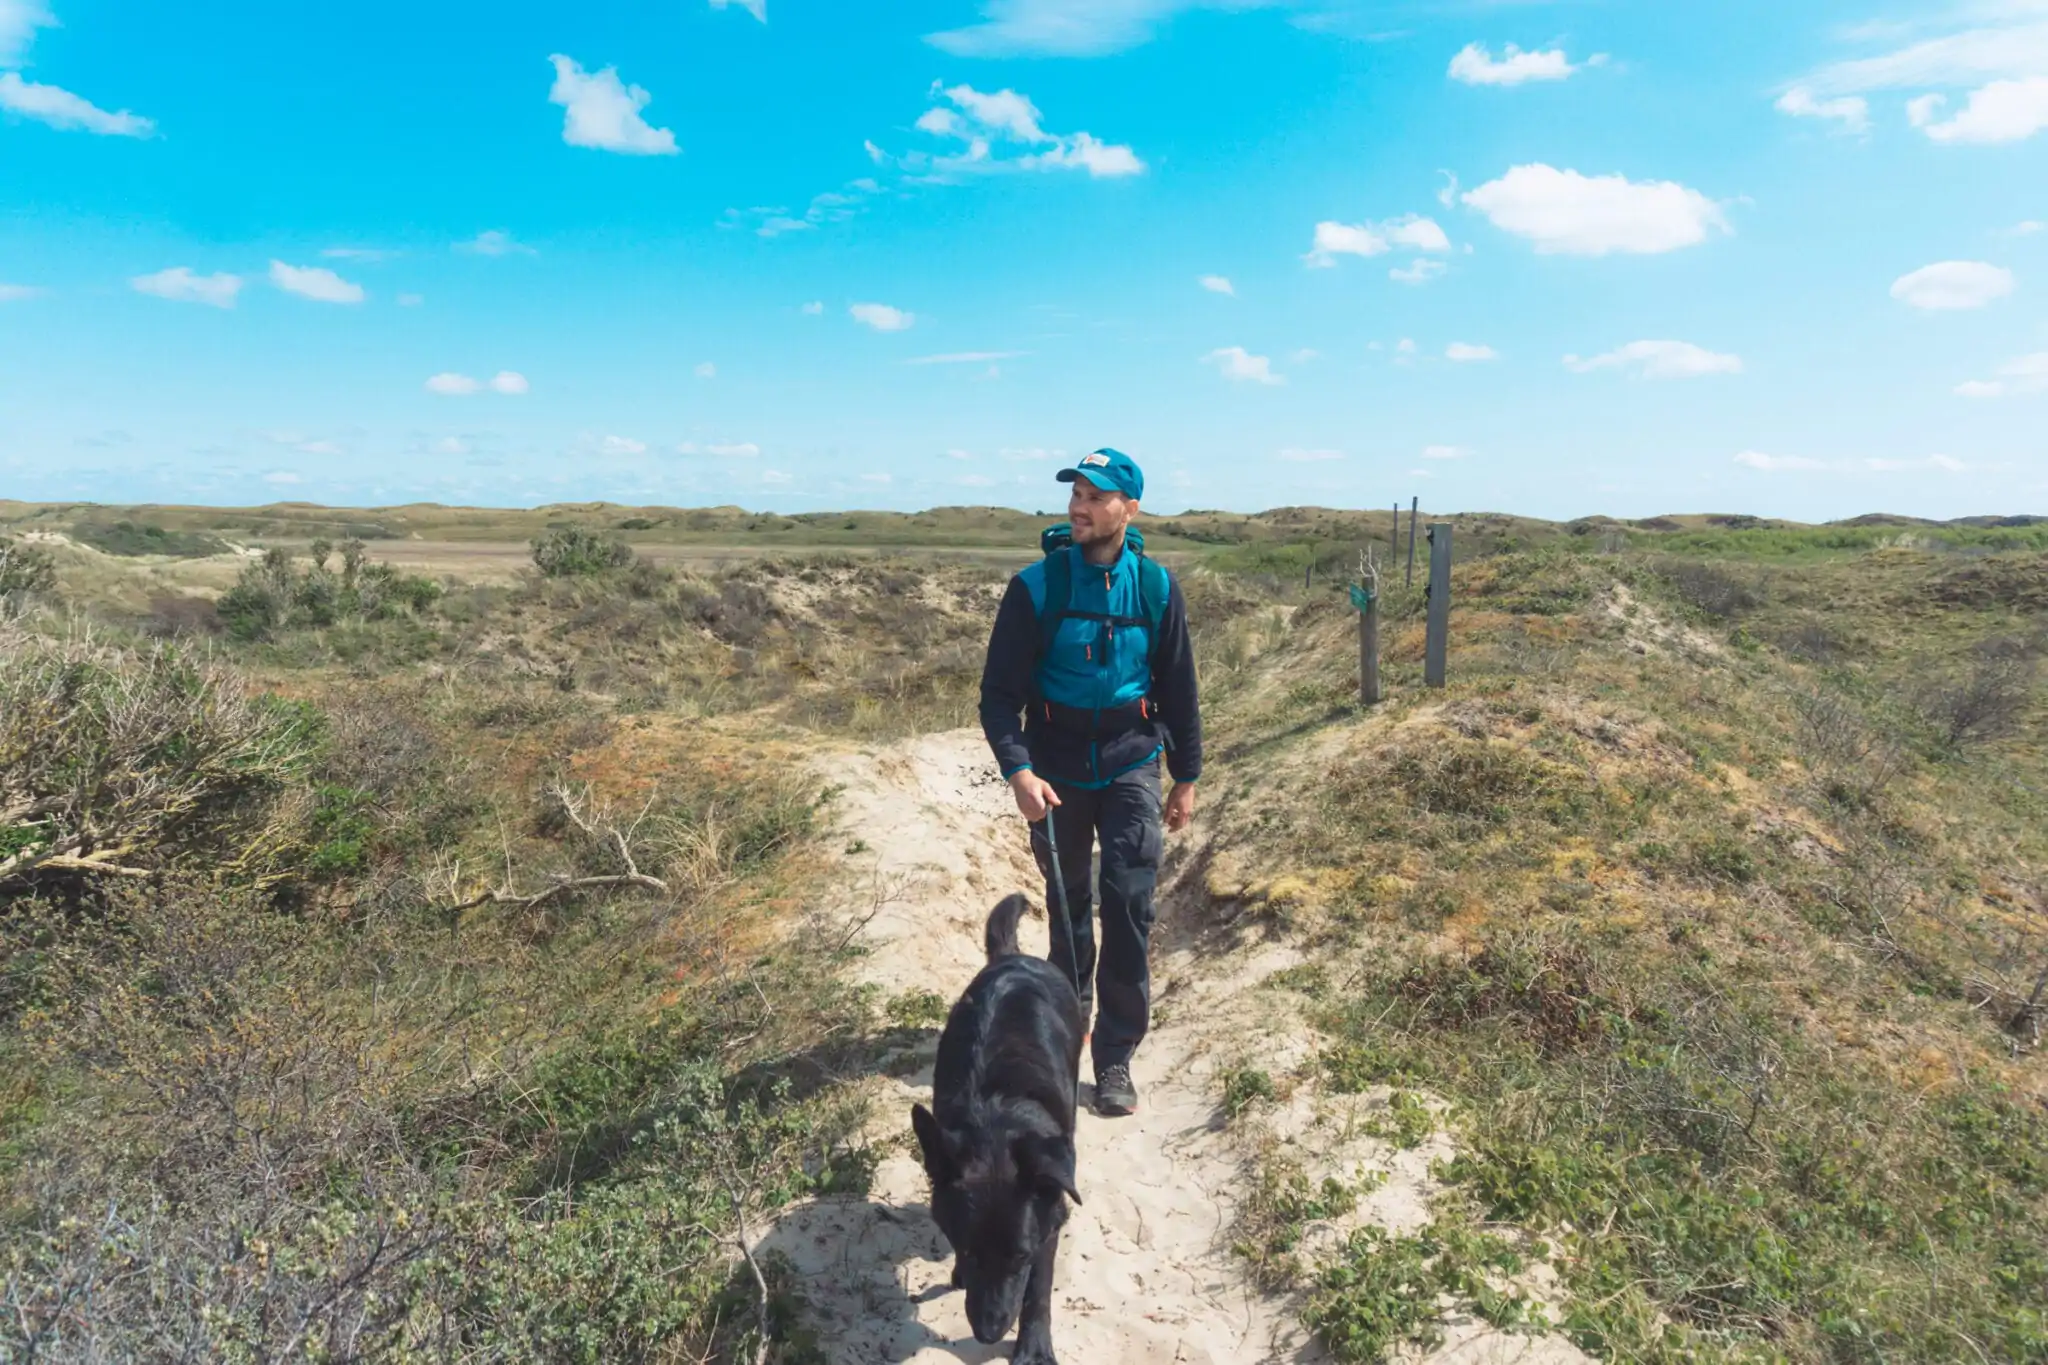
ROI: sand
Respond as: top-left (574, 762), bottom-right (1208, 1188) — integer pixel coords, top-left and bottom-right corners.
top-left (765, 728), bottom-right (1592, 1365)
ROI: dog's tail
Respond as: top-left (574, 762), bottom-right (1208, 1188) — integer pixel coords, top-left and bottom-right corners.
top-left (985, 893), bottom-right (1030, 961)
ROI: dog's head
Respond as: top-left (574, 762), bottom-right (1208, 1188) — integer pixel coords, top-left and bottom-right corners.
top-left (911, 1102), bottom-right (1080, 1345)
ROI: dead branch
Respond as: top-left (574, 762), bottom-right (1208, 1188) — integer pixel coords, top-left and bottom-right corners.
top-left (433, 782), bottom-right (670, 916)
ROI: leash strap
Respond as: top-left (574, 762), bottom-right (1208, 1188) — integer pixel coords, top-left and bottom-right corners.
top-left (1039, 806), bottom-right (1086, 1115)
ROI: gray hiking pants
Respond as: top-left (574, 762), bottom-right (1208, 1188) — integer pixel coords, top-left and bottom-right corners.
top-left (1029, 762), bottom-right (1162, 1071)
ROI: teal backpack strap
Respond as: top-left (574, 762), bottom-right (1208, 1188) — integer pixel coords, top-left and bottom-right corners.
top-left (1036, 544), bottom-right (1073, 661)
top-left (1135, 552), bottom-right (1168, 677)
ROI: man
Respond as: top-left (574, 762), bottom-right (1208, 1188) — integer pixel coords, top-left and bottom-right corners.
top-left (978, 448), bottom-right (1202, 1117)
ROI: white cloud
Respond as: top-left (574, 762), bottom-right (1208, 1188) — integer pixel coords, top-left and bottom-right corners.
top-left (397, 292), bottom-right (424, 307)
top-left (1890, 260), bottom-right (2016, 309)
top-left (1423, 444), bottom-right (1470, 460)
top-left (1775, 86), bottom-right (1871, 133)
top-left (1908, 93), bottom-right (1946, 127)
top-left (297, 440), bottom-right (343, 456)
top-left (424, 371), bottom-right (526, 396)
top-left (1735, 450), bottom-right (1970, 473)
top-left (130, 267), bottom-right (242, 308)
top-left (695, 361), bottom-right (717, 378)
top-left (851, 301), bottom-right (915, 331)
top-left (0, 0), bottom-right (53, 64)
top-left (925, 0), bottom-right (1281, 57)
top-left (762, 469), bottom-right (792, 484)
top-left (547, 54), bottom-right (678, 156)
top-left (677, 441), bottom-right (762, 457)
top-left (1202, 346), bottom-right (1284, 385)
top-left (709, 0), bottom-right (766, 21)
top-left (269, 260), bottom-right (365, 304)
top-left (1445, 342), bottom-right (1498, 362)
top-left (1800, 14), bottom-right (2048, 96)
top-left (1462, 164), bottom-right (1729, 255)
top-left (322, 246), bottom-right (396, 261)
top-left (0, 282), bottom-right (45, 300)
top-left (1390, 258), bottom-right (1447, 285)
top-left (1953, 350), bottom-right (2048, 397)
top-left (1199, 274), bottom-right (1235, 295)
top-left (457, 230), bottom-right (535, 256)
top-left (1018, 131), bottom-right (1144, 176)
top-left (1734, 450), bottom-right (1826, 471)
top-left (602, 435), bottom-right (648, 455)
top-left (2000, 219), bottom-right (2045, 237)
top-left (801, 299), bottom-right (824, 314)
top-left (904, 82), bottom-right (1144, 178)
top-left (943, 448), bottom-right (974, 460)
top-left (941, 83), bottom-right (1049, 141)
top-left (433, 437), bottom-right (470, 455)
top-left (1276, 447), bottom-right (1343, 462)
top-left (1564, 339), bottom-right (1744, 378)
top-left (1448, 42), bottom-right (1604, 87)
top-left (1289, 348), bottom-right (1319, 363)
top-left (1396, 338), bottom-right (1417, 354)
top-left (263, 471), bottom-right (303, 485)
top-left (861, 472), bottom-right (893, 483)
top-left (907, 350), bottom-right (1025, 364)
top-left (1305, 213), bottom-right (1451, 267)
top-left (1916, 76), bottom-right (2048, 143)
top-left (0, 72), bottom-right (153, 137)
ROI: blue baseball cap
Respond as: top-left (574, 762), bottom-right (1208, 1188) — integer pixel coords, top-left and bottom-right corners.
top-left (1057, 447), bottom-right (1144, 501)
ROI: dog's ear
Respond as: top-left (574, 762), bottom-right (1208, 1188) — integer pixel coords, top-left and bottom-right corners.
top-left (1018, 1132), bottom-right (1081, 1206)
top-left (911, 1104), bottom-right (952, 1177)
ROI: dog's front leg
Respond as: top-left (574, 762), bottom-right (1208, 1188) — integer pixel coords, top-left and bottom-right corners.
top-left (1011, 1226), bottom-right (1061, 1364)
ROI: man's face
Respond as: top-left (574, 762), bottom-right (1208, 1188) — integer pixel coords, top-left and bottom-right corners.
top-left (1067, 476), bottom-right (1136, 546)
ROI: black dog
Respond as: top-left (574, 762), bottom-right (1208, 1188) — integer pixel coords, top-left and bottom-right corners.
top-left (911, 893), bottom-right (1084, 1363)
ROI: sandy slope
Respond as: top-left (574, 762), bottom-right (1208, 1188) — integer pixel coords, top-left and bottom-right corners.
top-left (765, 728), bottom-right (1590, 1365)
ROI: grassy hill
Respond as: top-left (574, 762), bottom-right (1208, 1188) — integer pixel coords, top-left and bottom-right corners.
top-left (1, 507), bottom-right (2043, 1361)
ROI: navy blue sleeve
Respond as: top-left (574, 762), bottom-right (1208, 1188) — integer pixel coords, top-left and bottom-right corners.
top-left (979, 576), bottom-right (1039, 778)
top-left (1153, 575), bottom-right (1203, 784)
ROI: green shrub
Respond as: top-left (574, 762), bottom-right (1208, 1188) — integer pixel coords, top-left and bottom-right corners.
top-left (69, 520), bottom-right (228, 558)
top-left (0, 536), bottom-right (56, 599)
top-left (533, 527), bottom-right (634, 577)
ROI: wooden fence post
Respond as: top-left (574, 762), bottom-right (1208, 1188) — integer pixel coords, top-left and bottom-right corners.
top-left (1354, 549), bottom-right (1381, 705)
top-left (1405, 496), bottom-right (1420, 587)
top-left (1424, 522), bottom-right (1451, 688)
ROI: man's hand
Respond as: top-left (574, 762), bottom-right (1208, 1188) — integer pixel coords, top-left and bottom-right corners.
top-left (1009, 770), bottom-right (1061, 822)
top-left (1165, 781), bottom-right (1196, 833)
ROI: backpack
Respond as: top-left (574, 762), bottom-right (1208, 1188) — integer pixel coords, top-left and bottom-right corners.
top-left (1033, 523), bottom-right (1170, 676)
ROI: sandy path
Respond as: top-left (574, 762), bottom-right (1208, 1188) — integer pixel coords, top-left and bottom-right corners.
top-left (766, 728), bottom-right (1591, 1365)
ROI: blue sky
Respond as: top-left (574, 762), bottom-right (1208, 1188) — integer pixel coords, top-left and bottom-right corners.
top-left (3, 0), bottom-right (2045, 520)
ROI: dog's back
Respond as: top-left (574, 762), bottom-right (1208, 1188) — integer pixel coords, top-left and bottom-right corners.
top-left (935, 893), bottom-right (1084, 1127)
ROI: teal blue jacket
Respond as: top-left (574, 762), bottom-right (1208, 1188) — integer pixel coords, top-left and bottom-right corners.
top-left (978, 541), bottom-right (1203, 789)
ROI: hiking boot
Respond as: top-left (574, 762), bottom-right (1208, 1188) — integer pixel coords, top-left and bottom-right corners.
top-left (1094, 1062), bottom-right (1138, 1117)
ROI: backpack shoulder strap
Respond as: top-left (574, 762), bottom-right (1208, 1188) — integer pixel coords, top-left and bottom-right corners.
top-left (1136, 555), bottom-right (1168, 633)
top-left (1035, 546), bottom-right (1074, 659)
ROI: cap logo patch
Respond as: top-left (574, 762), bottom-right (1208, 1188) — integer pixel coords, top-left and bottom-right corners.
top-left (1080, 453), bottom-right (1111, 467)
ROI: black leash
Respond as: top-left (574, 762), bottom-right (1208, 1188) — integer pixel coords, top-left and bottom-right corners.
top-left (1039, 808), bottom-right (1086, 1116)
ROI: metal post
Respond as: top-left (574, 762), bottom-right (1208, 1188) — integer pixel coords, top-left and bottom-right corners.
top-left (1405, 497), bottom-right (1419, 587)
top-left (1423, 522), bottom-right (1451, 687)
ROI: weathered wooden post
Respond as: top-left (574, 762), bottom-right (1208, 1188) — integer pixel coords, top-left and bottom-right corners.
top-left (1353, 548), bottom-right (1381, 705)
top-left (1424, 521), bottom-right (1451, 687)
top-left (1405, 496), bottom-right (1419, 587)
top-left (1392, 501), bottom-right (1401, 566)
